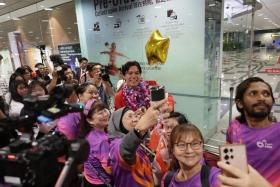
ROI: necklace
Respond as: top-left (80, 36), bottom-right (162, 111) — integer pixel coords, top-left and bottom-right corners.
top-left (122, 80), bottom-right (150, 111)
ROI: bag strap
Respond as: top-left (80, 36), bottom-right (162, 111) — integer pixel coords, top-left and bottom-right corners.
top-left (164, 171), bottom-right (175, 187)
top-left (88, 156), bottom-right (112, 187)
top-left (201, 165), bottom-right (210, 187)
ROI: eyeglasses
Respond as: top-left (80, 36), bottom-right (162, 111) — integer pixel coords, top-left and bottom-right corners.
top-left (175, 141), bottom-right (202, 150)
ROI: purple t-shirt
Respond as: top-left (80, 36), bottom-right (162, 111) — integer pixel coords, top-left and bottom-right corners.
top-left (84, 129), bottom-right (111, 185)
top-left (227, 120), bottom-right (280, 187)
top-left (109, 138), bottom-right (154, 187)
top-left (161, 166), bottom-right (220, 187)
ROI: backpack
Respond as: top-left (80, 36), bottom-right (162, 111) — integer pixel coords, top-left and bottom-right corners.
top-left (164, 165), bottom-right (210, 187)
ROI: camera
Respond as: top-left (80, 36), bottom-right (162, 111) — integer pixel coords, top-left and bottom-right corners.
top-left (99, 66), bottom-right (109, 81)
top-left (0, 132), bottom-right (89, 187)
top-left (0, 132), bottom-right (68, 187)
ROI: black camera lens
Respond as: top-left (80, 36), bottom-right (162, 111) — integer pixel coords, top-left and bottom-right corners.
top-left (226, 161), bottom-right (230, 165)
top-left (223, 148), bottom-right (228, 154)
top-left (230, 148), bottom-right (233, 152)
top-left (231, 155), bottom-right (234, 159)
top-left (224, 155), bottom-right (229, 160)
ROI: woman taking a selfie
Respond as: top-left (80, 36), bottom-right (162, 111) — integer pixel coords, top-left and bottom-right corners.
top-left (162, 124), bottom-right (220, 187)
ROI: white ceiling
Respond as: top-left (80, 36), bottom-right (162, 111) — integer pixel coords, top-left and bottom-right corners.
top-left (0, 0), bottom-right (44, 16)
top-left (224, 0), bottom-right (280, 32)
top-left (0, 0), bottom-right (279, 33)
top-left (0, 0), bottom-right (72, 23)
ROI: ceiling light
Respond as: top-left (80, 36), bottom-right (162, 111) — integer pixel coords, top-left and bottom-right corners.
top-left (0, 2), bottom-right (6, 6)
top-left (209, 3), bottom-right (216, 7)
top-left (44, 8), bottom-right (53, 11)
top-left (107, 15), bottom-right (114, 18)
top-left (155, 6), bottom-right (161, 9)
top-left (271, 34), bottom-right (280, 37)
top-left (12, 17), bottom-right (20, 21)
top-left (263, 18), bottom-right (269, 20)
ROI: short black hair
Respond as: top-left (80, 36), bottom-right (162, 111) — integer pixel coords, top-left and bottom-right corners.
top-left (86, 63), bottom-right (102, 72)
top-left (50, 54), bottom-right (64, 65)
top-left (28, 80), bottom-right (48, 95)
top-left (35, 63), bottom-right (44, 68)
top-left (169, 111), bottom-right (188, 124)
top-left (79, 57), bottom-right (88, 63)
top-left (121, 61), bottom-right (142, 75)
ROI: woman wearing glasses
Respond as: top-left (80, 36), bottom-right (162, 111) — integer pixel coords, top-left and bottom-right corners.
top-left (162, 124), bottom-right (220, 187)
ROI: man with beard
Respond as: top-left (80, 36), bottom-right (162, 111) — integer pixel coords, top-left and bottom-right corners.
top-left (226, 77), bottom-right (279, 187)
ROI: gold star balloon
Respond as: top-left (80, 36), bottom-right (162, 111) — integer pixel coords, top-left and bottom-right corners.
top-left (145, 30), bottom-right (170, 65)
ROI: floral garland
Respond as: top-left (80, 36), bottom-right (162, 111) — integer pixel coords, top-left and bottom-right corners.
top-left (122, 80), bottom-right (150, 111)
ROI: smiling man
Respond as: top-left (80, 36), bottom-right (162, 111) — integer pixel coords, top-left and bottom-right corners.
top-left (226, 77), bottom-right (280, 187)
top-left (114, 61), bottom-right (150, 111)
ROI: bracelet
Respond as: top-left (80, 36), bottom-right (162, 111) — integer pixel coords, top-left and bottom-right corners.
top-left (134, 128), bottom-right (146, 139)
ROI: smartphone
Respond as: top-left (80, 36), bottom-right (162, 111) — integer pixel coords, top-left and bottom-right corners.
top-left (150, 86), bottom-right (165, 101)
top-left (219, 144), bottom-right (248, 176)
top-left (37, 115), bottom-right (52, 123)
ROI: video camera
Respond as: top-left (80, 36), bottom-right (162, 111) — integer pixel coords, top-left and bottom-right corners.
top-left (50, 54), bottom-right (64, 72)
top-left (0, 132), bottom-right (67, 186)
top-left (0, 90), bottom-right (87, 187)
top-left (0, 132), bottom-right (89, 187)
top-left (100, 65), bottom-right (110, 82)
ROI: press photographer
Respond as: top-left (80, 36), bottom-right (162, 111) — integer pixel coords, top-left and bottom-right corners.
top-left (85, 63), bottom-right (113, 107)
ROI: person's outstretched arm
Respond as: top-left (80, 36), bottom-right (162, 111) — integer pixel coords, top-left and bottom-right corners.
top-left (120, 99), bottom-right (169, 165)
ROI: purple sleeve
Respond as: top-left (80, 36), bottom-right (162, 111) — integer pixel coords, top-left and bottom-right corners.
top-left (226, 119), bottom-right (242, 143)
top-left (209, 167), bottom-right (221, 187)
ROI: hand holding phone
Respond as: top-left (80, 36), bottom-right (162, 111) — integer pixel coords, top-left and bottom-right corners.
top-left (219, 144), bottom-right (248, 177)
top-left (218, 162), bottom-right (273, 187)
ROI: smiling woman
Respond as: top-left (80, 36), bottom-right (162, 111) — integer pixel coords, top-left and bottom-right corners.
top-left (162, 124), bottom-right (220, 187)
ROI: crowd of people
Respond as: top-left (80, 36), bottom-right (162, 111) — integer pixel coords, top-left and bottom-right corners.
top-left (0, 55), bottom-right (278, 187)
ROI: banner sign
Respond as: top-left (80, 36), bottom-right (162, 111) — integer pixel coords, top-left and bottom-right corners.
top-left (58, 43), bottom-right (82, 69)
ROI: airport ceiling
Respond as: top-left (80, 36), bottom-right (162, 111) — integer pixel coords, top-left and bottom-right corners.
top-left (0, 0), bottom-right (44, 16)
top-left (223, 0), bottom-right (280, 32)
top-left (0, 0), bottom-right (279, 34)
top-left (0, 0), bottom-right (78, 49)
